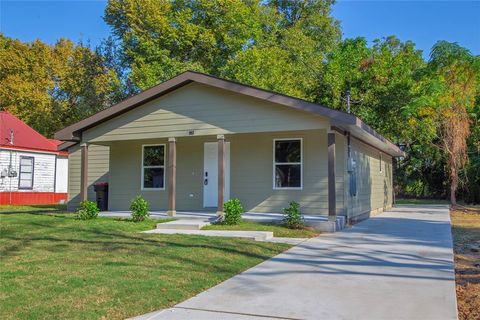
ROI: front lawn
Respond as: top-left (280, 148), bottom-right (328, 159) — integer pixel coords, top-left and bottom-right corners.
top-left (451, 206), bottom-right (480, 320)
top-left (202, 220), bottom-right (319, 238)
top-left (0, 207), bottom-right (289, 319)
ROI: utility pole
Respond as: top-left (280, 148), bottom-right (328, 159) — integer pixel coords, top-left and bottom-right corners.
top-left (346, 90), bottom-right (351, 114)
top-left (342, 90), bottom-right (361, 114)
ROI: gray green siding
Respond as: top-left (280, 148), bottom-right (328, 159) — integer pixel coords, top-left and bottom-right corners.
top-left (347, 138), bottom-right (393, 219)
top-left (82, 83), bottom-right (329, 143)
top-left (67, 144), bottom-right (110, 211)
top-left (106, 130), bottom-right (345, 215)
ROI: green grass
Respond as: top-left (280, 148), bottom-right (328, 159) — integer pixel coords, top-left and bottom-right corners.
top-left (0, 206), bottom-right (289, 319)
top-left (395, 198), bottom-right (451, 205)
top-left (0, 204), bottom-right (68, 213)
top-left (202, 220), bottom-right (319, 238)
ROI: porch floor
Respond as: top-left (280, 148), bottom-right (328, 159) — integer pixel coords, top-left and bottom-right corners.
top-left (99, 211), bottom-right (346, 232)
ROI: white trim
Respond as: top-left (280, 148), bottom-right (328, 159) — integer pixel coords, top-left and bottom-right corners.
top-left (273, 138), bottom-right (303, 190)
top-left (141, 144), bottom-right (166, 191)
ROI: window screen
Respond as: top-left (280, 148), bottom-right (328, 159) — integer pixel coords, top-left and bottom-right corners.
top-left (274, 139), bottom-right (302, 188)
top-left (142, 145), bottom-right (165, 189)
top-left (18, 156), bottom-right (34, 189)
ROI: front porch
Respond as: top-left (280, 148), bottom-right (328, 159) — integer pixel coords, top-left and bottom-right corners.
top-left (79, 129), bottom-right (344, 221)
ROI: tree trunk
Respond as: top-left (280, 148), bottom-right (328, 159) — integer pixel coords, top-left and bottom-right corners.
top-left (450, 183), bottom-right (457, 206)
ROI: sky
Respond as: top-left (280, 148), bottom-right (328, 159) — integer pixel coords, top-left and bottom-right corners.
top-left (0, 0), bottom-right (479, 59)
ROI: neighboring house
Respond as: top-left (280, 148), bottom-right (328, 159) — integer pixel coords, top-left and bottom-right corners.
top-left (0, 111), bottom-right (68, 205)
top-left (55, 71), bottom-right (404, 223)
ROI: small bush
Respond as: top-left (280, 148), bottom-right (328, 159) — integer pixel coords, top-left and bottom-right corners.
top-left (130, 196), bottom-right (149, 222)
top-left (77, 200), bottom-right (99, 220)
top-left (222, 198), bottom-right (244, 225)
top-left (282, 201), bottom-right (304, 229)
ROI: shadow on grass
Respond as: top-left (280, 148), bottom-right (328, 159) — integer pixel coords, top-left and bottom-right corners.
top-left (0, 216), bottom-right (285, 272)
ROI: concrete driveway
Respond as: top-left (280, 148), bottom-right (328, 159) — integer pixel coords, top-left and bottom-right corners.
top-left (134, 205), bottom-right (458, 320)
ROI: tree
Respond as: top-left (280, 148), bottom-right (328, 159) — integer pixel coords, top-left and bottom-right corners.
top-left (410, 41), bottom-right (477, 205)
top-left (104, 0), bottom-right (340, 98)
top-left (0, 34), bottom-right (122, 137)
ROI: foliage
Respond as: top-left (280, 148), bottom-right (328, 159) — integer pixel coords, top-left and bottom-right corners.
top-left (282, 201), bottom-right (304, 229)
top-left (130, 195), bottom-right (149, 222)
top-left (0, 33), bottom-right (123, 137)
top-left (104, 0), bottom-right (340, 98)
top-left (221, 198), bottom-right (244, 225)
top-left (76, 200), bottom-right (100, 220)
top-left (405, 41), bottom-right (478, 205)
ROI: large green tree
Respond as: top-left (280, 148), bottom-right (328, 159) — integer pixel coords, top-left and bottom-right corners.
top-left (408, 41), bottom-right (478, 205)
top-left (104, 0), bottom-right (340, 99)
top-left (0, 34), bottom-right (122, 137)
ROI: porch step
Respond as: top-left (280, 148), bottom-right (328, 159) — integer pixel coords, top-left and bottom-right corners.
top-left (156, 219), bottom-right (211, 230)
top-left (144, 229), bottom-right (274, 241)
top-left (305, 216), bottom-right (346, 232)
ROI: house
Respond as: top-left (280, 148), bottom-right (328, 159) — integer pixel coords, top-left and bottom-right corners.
top-left (0, 111), bottom-right (68, 205)
top-left (55, 71), bottom-right (404, 223)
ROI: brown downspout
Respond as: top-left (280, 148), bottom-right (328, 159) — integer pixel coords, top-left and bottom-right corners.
top-left (217, 135), bottom-right (225, 217)
top-left (167, 138), bottom-right (177, 216)
top-left (80, 144), bottom-right (88, 202)
top-left (328, 132), bottom-right (336, 221)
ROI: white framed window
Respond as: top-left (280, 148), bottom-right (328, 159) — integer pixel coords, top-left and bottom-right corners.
top-left (273, 138), bottom-right (303, 189)
top-left (18, 156), bottom-right (34, 190)
top-left (141, 144), bottom-right (165, 190)
top-left (379, 153), bottom-right (383, 172)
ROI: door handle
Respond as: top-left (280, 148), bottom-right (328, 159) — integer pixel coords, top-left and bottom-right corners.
top-left (204, 179), bottom-right (208, 185)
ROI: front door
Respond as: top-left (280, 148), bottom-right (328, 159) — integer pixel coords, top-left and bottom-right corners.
top-left (203, 142), bottom-right (230, 207)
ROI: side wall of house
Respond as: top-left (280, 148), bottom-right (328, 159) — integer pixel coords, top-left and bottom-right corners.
top-left (347, 138), bottom-right (393, 220)
top-left (0, 149), bottom-right (56, 192)
top-left (67, 144), bottom-right (110, 210)
top-left (107, 129), bottom-right (346, 216)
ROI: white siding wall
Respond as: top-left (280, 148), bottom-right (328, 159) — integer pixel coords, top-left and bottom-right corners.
top-left (0, 149), bottom-right (57, 192)
top-left (55, 157), bottom-right (68, 193)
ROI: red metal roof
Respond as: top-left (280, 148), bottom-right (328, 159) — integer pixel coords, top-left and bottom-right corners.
top-left (0, 111), bottom-right (67, 155)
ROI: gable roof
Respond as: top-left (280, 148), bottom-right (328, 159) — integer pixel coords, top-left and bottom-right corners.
top-left (54, 71), bottom-right (404, 157)
top-left (0, 111), bottom-right (67, 155)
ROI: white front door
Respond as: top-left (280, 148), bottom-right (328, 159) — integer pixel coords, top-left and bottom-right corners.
top-left (203, 142), bottom-right (230, 207)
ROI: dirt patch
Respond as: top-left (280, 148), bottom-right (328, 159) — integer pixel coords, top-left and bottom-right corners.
top-left (451, 207), bottom-right (480, 320)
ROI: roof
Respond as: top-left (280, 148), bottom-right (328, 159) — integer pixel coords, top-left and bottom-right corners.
top-left (0, 111), bottom-right (67, 155)
top-left (55, 71), bottom-right (404, 157)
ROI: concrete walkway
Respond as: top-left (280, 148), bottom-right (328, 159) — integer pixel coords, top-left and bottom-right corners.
top-left (133, 205), bottom-right (457, 320)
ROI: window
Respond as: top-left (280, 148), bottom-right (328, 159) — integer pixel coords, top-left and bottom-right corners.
top-left (379, 153), bottom-right (383, 172)
top-left (18, 156), bottom-right (34, 189)
top-left (274, 139), bottom-right (302, 189)
top-left (142, 145), bottom-right (165, 189)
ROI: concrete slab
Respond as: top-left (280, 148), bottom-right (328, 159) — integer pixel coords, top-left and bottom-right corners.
top-left (143, 229), bottom-right (274, 241)
top-left (155, 219), bottom-right (210, 230)
top-left (137, 205), bottom-right (458, 320)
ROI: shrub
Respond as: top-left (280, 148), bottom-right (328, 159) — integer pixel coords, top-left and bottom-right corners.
top-left (282, 201), bottom-right (304, 229)
top-left (77, 200), bottom-right (99, 220)
top-left (130, 196), bottom-right (149, 222)
top-left (222, 198), bottom-right (244, 225)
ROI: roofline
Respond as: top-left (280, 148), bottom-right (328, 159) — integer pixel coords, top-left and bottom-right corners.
top-left (55, 70), bottom-right (404, 157)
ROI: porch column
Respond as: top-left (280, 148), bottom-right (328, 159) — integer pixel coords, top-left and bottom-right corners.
top-left (217, 135), bottom-right (225, 216)
top-left (80, 143), bottom-right (88, 202)
top-left (167, 137), bottom-right (177, 217)
top-left (328, 132), bottom-right (336, 221)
